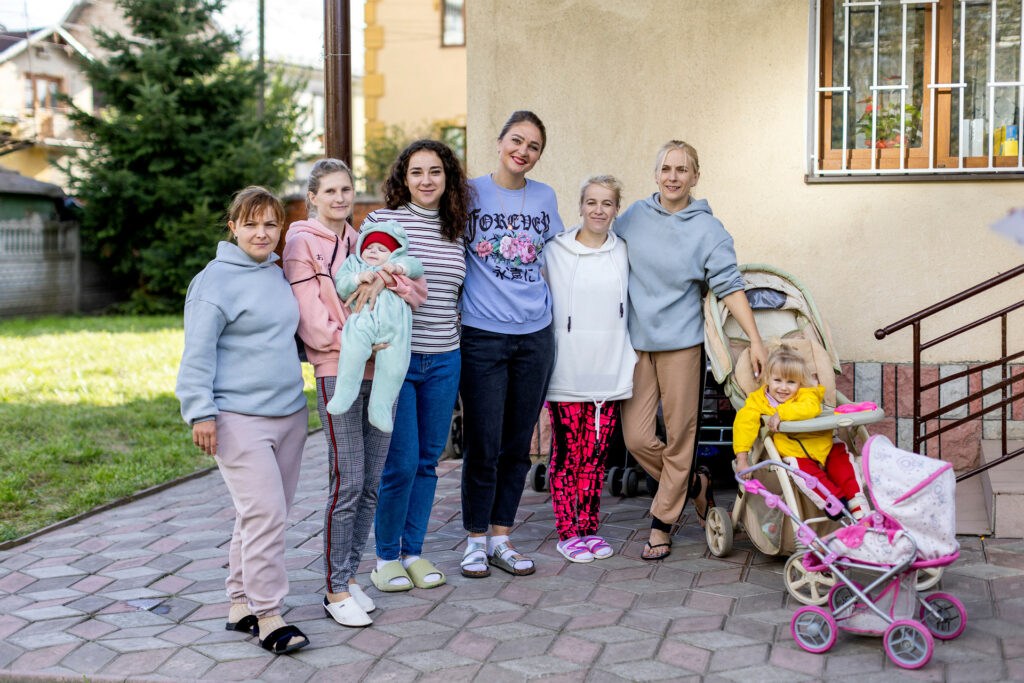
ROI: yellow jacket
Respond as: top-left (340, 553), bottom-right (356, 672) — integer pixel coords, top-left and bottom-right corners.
top-left (732, 385), bottom-right (834, 465)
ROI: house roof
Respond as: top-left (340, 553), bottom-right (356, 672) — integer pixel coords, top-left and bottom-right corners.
top-left (0, 168), bottom-right (66, 199)
top-left (0, 25), bottom-right (94, 65)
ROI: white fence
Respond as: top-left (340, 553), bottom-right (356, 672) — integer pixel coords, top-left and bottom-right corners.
top-left (0, 215), bottom-right (81, 316)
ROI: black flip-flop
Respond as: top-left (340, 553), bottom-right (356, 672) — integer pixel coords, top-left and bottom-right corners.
top-left (224, 614), bottom-right (258, 636)
top-left (259, 624), bottom-right (309, 654)
top-left (641, 541), bottom-right (672, 561)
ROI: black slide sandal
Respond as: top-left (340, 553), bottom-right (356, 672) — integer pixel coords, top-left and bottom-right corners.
top-left (224, 614), bottom-right (258, 636)
top-left (259, 624), bottom-right (309, 654)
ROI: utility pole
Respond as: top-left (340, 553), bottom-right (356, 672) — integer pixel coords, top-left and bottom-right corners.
top-left (258, 0), bottom-right (265, 118)
top-left (324, 0), bottom-right (352, 167)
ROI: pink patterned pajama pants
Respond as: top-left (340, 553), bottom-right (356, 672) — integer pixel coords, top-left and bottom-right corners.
top-left (547, 401), bottom-right (618, 541)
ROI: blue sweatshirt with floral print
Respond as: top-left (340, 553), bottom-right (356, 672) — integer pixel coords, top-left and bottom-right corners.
top-left (461, 174), bottom-right (564, 334)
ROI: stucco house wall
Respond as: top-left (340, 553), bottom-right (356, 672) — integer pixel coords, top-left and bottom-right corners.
top-left (466, 0), bottom-right (1024, 365)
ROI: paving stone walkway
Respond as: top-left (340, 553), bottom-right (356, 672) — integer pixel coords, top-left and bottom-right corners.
top-left (1, 433), bottom-right (1023, 682)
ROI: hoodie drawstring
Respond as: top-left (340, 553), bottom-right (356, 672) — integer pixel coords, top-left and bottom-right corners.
top-left (593, 399), bottom-right (606, 443)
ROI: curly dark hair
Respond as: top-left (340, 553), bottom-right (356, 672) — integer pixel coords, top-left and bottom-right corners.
top-left (383, 139), bottom-right (475, 243)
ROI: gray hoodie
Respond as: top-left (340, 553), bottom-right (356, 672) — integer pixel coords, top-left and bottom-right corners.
top-left (614, 195), bottom-right (745, 352)
top-left (176, 241), bottom-right (306, 425)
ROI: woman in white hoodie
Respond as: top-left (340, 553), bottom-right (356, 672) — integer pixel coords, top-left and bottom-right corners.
top-left (543, 175), bottom-right (636, 563)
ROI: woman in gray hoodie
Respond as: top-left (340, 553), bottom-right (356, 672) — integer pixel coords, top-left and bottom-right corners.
top-left (613, 141), bottom-right (766, 561)
top-left (176, 187), bottom-right (309, 653)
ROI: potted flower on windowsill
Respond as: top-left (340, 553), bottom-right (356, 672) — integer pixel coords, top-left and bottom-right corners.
top-left (856, 101), bottom-right (922, 149)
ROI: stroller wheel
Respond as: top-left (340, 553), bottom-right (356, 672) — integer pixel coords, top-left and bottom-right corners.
top-left (705, 507), bottom-right (733, 557)
top-left (529, 462), bottom-right (547, 492)
top-left (784, 551), bottom-right (835, 606)
top-left (790, 606), bottom-right (837, 654)
top-left (827, 581), bottom-right (861, 620)
top-left (915, 566), bottom-right (943, 591)
top-left (624, 468), bottom-right (640, 497)
top-left (919, 592), bottom-right (966, 640)
top-left (883, 619), bottom-right (934, 669)
top-left (608, 467), bottom-right (623, 496)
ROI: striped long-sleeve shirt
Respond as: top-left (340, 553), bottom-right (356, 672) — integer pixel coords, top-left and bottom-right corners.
top-left (361, 203), bottom-right (465, 353)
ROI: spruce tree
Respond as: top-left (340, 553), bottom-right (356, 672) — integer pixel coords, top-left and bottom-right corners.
top-left (63, 0), bottom-right (304, 311)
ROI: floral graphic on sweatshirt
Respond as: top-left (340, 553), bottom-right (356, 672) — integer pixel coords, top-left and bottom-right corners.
top-left (474, 230), bottom-right (544, 267)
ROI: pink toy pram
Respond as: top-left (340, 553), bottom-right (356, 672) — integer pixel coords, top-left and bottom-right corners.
top-left (737, 434), bottom-right (966, 669)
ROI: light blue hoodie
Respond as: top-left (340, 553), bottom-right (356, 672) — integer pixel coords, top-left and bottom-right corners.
top-left (176, 241), bottom-right (306, 425)
top-left (614, 194), bottom-right (745, 352)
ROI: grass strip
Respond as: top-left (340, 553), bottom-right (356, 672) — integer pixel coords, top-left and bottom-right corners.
top-left (0, 315), bottom-right (320, 541)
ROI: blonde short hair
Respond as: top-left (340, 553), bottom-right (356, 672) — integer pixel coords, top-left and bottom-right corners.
top-left (579, 174), bottom-right (623, 207)
top-left (228, 186), bottom-right (284, 227)
top-left (654, 140), bottom-right (700, 175)
top-left (764, 344), bottom-right (812, 387)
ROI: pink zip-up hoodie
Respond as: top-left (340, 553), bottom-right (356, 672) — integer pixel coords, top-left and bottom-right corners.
top-left (282, 218), bottom-right (427, 379)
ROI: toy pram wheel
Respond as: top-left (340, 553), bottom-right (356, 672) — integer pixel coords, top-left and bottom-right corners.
top-left (915, 566), bottom-right (943, 591)
top-left (883, 619), bottom-right (933, 669)
top-left (529, 462), bottom-right (547, 492)
top-left (784, 551), bottom-right (835, 606)
top-left (624, 468), bottom-right (640, 497)
top-left (827, 581), bottom-right (860, 619)
top-left (705, 507), bottom-right (733, 557)
top-left (919, 592), bottom-right (966, 640)
top-left (790, 606), bottom-right (837, 653)
top-left (608, 467), bottom-right (623, 496)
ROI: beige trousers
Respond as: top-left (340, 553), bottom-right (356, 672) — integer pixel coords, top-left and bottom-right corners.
top-left (216, 408), bottom-right (308, 617)
top-left (620, 345), bottom-right (702, 525)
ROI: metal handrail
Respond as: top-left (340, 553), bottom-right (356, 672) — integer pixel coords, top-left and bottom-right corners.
top-left (875, 264), bottom-right (1024, 482)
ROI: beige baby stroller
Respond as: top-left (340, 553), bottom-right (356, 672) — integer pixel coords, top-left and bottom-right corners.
top-left (701, 264), bottom-right (941, 604)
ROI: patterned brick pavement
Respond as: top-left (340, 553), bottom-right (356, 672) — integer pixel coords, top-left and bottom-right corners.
top-left (1, 433), bottom-right (1023, 682)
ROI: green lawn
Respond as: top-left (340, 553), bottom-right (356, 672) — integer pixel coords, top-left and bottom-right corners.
top-left (0, 315), bottom-right (320, 542)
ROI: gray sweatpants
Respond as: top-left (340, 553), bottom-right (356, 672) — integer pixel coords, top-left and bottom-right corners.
top-left (317, 376), bottom-right (395, 592)
top-left (216, 407), bottom-right (308, 617)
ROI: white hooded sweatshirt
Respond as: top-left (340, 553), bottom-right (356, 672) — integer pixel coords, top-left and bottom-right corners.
top-left (544, 226), bottom-right (637, 415)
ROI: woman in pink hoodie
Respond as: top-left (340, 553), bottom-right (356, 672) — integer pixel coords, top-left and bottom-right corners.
top-left (282, 159), bottom-right (426, 628)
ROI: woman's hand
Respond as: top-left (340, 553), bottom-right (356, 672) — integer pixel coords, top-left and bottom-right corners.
top-left (193, 420), bottom-right (217, 455)
top-left (749, 338), bottom-right (767, 380)
top-left (347, 275), bottom-right (386, 313)
top-left (736, 451), bottom-right (752, 479)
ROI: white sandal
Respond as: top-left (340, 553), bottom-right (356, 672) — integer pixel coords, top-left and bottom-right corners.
top-left (322, 596), bottom-right (371, 627)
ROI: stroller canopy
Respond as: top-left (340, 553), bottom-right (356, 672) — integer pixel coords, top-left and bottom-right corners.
top-left (862, 435), bottom-right (959, 561)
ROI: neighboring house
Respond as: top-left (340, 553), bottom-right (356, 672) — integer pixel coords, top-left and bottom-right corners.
top-left (363, 0), bottom-right (466, 156)
top-left (468, 1), bottom-right (1024, 531)
top-left (0, 24), bottom-right (93, 188)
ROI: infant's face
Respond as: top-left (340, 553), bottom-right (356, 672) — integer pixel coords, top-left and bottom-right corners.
top-left (362, 242), bottom-right (392, 266)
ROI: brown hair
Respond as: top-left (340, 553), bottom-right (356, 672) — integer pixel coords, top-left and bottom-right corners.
top-left (764, 344), bottom-right (812, 388)
top-left (228, 186), bottom-right (285, 227)
top-left (306, 158), bottom-right (354, 218)
top-left (654, 140), bottom-right (700, 175)
top-left (383, 139), bottom-right (474, 243)
top-left (498, 110), bottom-right (547, 152)
top-left (579, 174), bottom-right (623, 207)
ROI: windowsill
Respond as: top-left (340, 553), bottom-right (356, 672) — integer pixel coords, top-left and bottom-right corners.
top-left (806, 171), bottom-right (1024, 184)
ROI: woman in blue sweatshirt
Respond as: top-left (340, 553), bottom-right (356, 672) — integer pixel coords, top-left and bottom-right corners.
top-left (614, 141), bottom-right (766, 561)
top-left (459, 110), bottom-right (564, 578)
top-left (175, 187), bottom-right (309, 653)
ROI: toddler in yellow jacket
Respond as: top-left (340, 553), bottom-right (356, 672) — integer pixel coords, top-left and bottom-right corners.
top-left (734, 345), bottom-right (867, 519)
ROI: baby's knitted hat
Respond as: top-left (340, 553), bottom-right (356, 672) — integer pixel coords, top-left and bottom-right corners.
top-left (362, 231), bottom-right (400, 253)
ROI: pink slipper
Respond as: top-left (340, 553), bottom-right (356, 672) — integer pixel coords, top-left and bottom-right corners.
top-left (835, 402), bottom-right (878, 414)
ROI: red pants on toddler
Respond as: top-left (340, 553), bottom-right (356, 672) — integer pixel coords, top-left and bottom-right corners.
top-left (793, 442), bottom-right (861, 502)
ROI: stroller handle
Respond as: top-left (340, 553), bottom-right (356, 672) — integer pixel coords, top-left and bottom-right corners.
top-left (735, 460), bottom-right (847, 518)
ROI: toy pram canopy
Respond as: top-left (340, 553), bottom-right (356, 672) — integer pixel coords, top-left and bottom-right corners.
top-left (704, 264), bottom-right (842, 409)
top-left (862, 434), bottom-right (959, 561)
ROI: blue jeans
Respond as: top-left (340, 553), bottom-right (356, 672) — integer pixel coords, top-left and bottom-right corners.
top-left (375, 349), bottom-right (461, 560)
top-left (460, 324), bottom-right (555, 533)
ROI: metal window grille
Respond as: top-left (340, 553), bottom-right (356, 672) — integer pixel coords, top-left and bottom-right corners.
top-left (812, 0), bottom-right (1024, 175)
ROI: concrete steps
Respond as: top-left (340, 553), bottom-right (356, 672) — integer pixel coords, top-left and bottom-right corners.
top-left (957, 439), bottom-right (1024, 537)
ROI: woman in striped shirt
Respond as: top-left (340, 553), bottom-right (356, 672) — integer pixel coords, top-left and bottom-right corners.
top-left (364, 139), bottom-right (474, 592)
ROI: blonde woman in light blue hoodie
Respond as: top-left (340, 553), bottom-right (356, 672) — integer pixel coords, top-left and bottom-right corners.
top-left (614, 141), bottom-right (766, 561)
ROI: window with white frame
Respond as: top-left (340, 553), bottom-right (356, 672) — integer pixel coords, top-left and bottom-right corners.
top-left (442, 0), bottom-right (465, 47)
top-left (813, 0), bottom-right (1022, 176)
